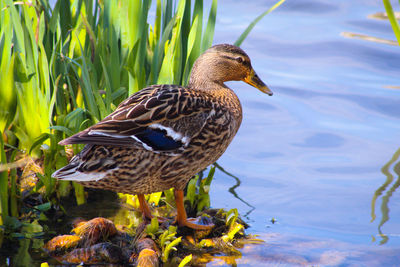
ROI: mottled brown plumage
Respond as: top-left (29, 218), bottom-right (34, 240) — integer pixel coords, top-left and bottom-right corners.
top-left (52, 44), bottom-right (272, 229)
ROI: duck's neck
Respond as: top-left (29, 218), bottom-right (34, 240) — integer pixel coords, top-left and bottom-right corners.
top-left (188, 77), bottom-right (223, 93)
top-left (188, 70), bottom-right (242, 120)
top-left (187, 53), bottom-right (232, 93)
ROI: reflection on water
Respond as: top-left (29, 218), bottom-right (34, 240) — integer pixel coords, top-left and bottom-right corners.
top-left (342, 11), bottom-right (398, 46)
top-left (341, 32), bottom-right (398, 46)
top-left (368, 11), bottom-right (400, 21)
top-left (384, 85), bottom-right (400, 90)
top-left (371, 148), bottom-right (400, 244)
top-left (236, 232), bottom-right (400, 267)
top-left (213, 163), bottom-right (255, 218)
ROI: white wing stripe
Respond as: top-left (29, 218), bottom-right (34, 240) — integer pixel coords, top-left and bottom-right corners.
top-left (52, 167), bottom-right (107, 182)
top-left (149, 123), bottom-right (190, 146)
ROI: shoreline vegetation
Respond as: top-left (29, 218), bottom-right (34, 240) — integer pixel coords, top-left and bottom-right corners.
top-left (0, 0), bottom-right (288, 265)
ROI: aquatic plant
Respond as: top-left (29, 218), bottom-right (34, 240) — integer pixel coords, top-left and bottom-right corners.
top-left (0, 132), bottom-right (8, 226)
top-left (382, 0), bottom-right (400, 45)
top-left (186, 166), bottom-right (215, 214)
top-left (159, 225), bottom-right (182, 263)
top-left (234, 0), bottom-right (286, 46)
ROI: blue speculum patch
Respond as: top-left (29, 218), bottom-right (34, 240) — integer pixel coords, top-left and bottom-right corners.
top-left (136, 128), bottom-right (182, 151)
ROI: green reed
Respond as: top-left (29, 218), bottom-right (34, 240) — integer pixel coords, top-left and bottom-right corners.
top-left (0, 131), bottom-right (8, 225)
top-left (382, 0), bottom-right (400, 46)
top-left (0, 0), bottom-right (284, 227)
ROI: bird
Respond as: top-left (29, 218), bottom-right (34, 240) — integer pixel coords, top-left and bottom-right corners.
top-left (52, 44), bottom-right (273, 230)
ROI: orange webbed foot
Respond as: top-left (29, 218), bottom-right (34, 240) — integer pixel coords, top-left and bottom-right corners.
top-left (177, 216), bottom-right (214, 230)
top-left (174, 189), bottom-right (215, 230)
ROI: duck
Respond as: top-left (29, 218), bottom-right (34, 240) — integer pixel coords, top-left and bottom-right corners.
top-left (52, 44), bottom-right (272, 230)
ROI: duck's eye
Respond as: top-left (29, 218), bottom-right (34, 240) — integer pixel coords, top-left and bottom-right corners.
top-left (235, 57), bottom-right (244, 63)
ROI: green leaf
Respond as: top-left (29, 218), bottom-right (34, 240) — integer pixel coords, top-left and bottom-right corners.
top-left (0, 132), bottom-right (9, 224)
top-left (9, 151), bottom-right (18, 217)
top-left (3, 216), bottom-right (22, 231)
top-left (148, 192), bottom-right (162, 206)
top-left (158, 0), bottom-right (187, 84)
top-left (8, 0), bottom-right (26, 57)
top-left (99, 55), bottom-right (114, 113)
top-left (186, 176), bottom-right (199, 207)
top-left (71, 41), bottom-right (102, 120)
top-left (164, 188), bottom-right (175, 208)
top-left (64, 108), bottom-right (86, 127)
top-left (204, 165), bottom-right (215, 187)
top-left (111, 87), bottom-right (127, 101)
top-left (73, 182), bottom-right (86, 205)
top-left (49, 126), bottom-right (74, 136)
top-left (162, 236), bottom-right (182, 262)
top-left (192, 0), bottom-right (204, 53)
top-left (201, 0), bottom-right (217, 52)
top-left (145, 217), bottom-right (160, 236)
top-left (382, 0), bottom-right (400, 45)
top-left (178, 254), bottom-right (192, 267)
top-left (197, 167), bottom-right (215, 212)
top-left (234, 0), bottom-right (286, 46)
top-left (225, 208), bottom-right (239, 226)
top-left (34, 202), bottom-right (51, 212)
top-left (29, 133), bottom-right (50, 155)
top-left (150, 18), bottom-right (175, 84)
top-left (182, 15), bottom-right (199, 84)
top-left (222, 222), bottom-right (243, 242)
top-left (154, 0), bottom-right (162, 44)
top-left (0, 19), bottom-right (17, 132)
top-left (21, 220), bottom-right (44, 237)
top-left (48, 0), bottom-right (61, 33)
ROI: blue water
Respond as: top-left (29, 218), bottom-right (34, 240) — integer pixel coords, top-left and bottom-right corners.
top-left (208, 0), bottom-right (400, 265)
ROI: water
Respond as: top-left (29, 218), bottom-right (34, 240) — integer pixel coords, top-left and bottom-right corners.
top-left (207, 0), bottom-right (400, 265)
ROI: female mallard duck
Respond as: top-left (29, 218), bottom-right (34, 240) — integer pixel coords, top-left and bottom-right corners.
top-left (52, 44), bottom-right (272, 230)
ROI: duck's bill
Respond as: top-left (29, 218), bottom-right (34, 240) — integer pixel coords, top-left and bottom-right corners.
top-left (244, 70), bottom-right (273, 96)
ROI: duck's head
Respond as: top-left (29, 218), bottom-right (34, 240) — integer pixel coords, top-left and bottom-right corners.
top-left (189, 44), bottom-right (273, 96)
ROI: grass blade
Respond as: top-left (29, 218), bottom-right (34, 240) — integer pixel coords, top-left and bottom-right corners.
top-left (234, 0), bottom-right (286, 46)
top-left (182, 15), bottom-right (199, 84)
top-left (0, 18), bottom-right (17, 132)
top-left (382, 0), bottom-right (400, 45)
top-left (0, 131), bottom-right (8, 225)
top-left (201, 0), bottom-right (217, 52)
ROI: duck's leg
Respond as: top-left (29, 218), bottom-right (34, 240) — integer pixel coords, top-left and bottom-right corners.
top-left (137, 194), bottom-right (153, 220)
top-left (137, 194), bottom-right (169, 224)
top-left (174, 189), bottom-right (214, 230)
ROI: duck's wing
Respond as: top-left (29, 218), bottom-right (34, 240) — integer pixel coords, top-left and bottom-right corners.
top-left (59, 85), bottom-right (216, 153)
